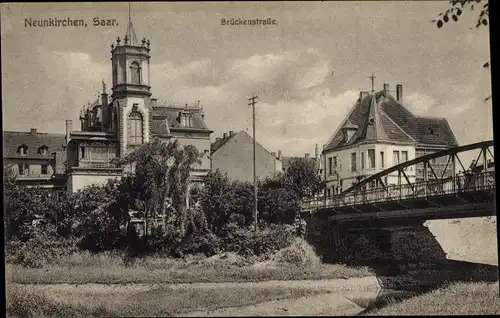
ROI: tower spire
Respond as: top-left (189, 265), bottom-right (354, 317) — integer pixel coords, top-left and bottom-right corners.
top-left (125, 2), bottom-right (139, 46)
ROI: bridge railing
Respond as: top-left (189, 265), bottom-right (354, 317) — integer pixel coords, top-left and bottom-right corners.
top-left (301, 171), bottom-right (495, 212)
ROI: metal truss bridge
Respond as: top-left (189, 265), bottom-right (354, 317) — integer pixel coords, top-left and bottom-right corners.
top-left (301, 140), bottom-right (496, 225)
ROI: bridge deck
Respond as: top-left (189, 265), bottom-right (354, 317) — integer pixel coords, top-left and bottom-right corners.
top-left (301, 171), bottom-right (495, 223)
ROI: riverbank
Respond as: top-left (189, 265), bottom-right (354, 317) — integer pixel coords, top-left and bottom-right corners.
top-left (366, 281), bottom-right (500, 315)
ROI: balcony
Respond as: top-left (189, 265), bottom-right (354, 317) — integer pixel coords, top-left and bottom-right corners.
top-left (78, 161), bottom-right (118, 169)
top-left (17, 173), bottom-right (52, 180)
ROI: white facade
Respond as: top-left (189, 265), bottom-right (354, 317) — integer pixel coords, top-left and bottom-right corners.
top-left (322, 142), bottom-right (416, 196)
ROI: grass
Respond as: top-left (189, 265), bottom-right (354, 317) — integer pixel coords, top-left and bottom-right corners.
top-left (6, 283), bottom-right (331, 317)
top-left (6, 250), bottom-right (374, 285)
top-left (367, 281), bottom-right (500, 315)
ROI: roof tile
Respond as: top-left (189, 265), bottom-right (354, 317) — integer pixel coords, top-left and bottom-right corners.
top-left (325, 90), bottom-right (458, 150)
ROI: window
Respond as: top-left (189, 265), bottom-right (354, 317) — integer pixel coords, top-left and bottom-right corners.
top-left (130, 61), bottom-right (141, 85)
top-left (368, 149), bottom-right (375, 169)
top-left (41, 165), bottom-right (48, 175)
top-left (18, 164), bottom-right (28, 175)
top-left (328, 157), bottom-right (333, 175)
top-left (128, 111), bottom-right (143, 145)
top-left (393, 151), bottom-right (400, 165)
top-left (351, 152), bottom-right (357, 171)
top-left (38, 146), bottom-right (48, 155)
top-left (380, 151), bottom-right (385, 168)
top-left (333, 156), bottom-right (338, 168)
top-left (361, 152), bottom-right (365, 170)
top-left (180, 113), bottom-right (193, 127)
top-left (401, 151), bottom-right (408, 163)
top-left (17, 145), bottom-right (27, 155)
top-left (371, 180), bottom-right (376, 189)
top-left (81, 147), bottom-right (86, 159)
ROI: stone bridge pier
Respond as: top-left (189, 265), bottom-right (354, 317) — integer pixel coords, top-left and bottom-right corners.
top-left (305, 217), bottom-right (446, 266)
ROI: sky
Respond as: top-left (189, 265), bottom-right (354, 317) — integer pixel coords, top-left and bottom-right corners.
top-left (1, 1), bottom-right (493, 158)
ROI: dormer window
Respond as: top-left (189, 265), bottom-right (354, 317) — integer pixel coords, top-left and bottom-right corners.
top-left (341, 119), bottom-right (358, 143)
top-left (38, 145), bottom-right (48, 155)
top-left (17, 144), bottom-right (28, 155)
top-left (177, 112), bottom-right (193, 128)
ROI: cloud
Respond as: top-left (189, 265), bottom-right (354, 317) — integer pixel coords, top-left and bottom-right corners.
top-left (404, 92), bottom-right (437, 114)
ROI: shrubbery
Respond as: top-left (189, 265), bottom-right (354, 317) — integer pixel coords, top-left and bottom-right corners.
top-left (4, 142), bottom-right (323, 268)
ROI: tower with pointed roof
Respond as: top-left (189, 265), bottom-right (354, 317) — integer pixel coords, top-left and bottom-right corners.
top-left (109, 9), bottom-right (152, 156)
top-left (64, 6), bottom-right (213, 194)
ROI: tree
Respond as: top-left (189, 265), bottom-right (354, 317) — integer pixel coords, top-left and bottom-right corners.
top-left (259, 157), bottom-right (324, 224)
top-left (199, 170), bottom-right (255, 234)
top-left (4, 164), bottom-right (64, 242)
top-left (64, 180), bottom-right (127, 251)
top-left (116, 138), bottom-right (203, 241)
top-left (434, 0), bottom-right (489, 29)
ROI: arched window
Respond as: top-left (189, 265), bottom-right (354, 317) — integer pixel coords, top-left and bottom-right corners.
top-left (128, 111), bottom-right (143, 145)
top-left (130, 61), bottom-right (141, 85)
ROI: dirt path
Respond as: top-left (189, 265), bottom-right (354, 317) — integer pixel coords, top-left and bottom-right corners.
top-left (15, 277), bottom-right (382, 316)
top-left (18, 276), bottom-right (381, 294)
top-left (178, 293), bottom-right (365, 317)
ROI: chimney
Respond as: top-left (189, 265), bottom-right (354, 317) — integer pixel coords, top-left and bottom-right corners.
top-left (229, 130), bottom-right (235, 136)
top-left (271, 152), bottom-right (276, 157)
top-left (278, 150), bottom-right (282, 160)
top-left (65, 120), bottom-right (73, 146)
top-left (223, 133), bottom-right (228, 139)
top-left (30, 128), bottom-right (37, 135)
top-left (383, 83), bottom-right (390, 96)
top-left (315, 144), bottom-right (319, 159)
top-left (151, 98), bottom-right (158, 107)
top-left (396, 84), bottom-right (403, 103)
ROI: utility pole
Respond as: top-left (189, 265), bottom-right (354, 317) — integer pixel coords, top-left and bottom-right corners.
top-left (248, 95), bottom-right (258, 232)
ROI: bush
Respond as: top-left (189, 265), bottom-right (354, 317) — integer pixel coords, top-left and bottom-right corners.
top-left (175, 232), bottom-right (222, 257)
top-left (221, 223), bottom-right (296, 258)
top-left (5, 225), bottom-right (79, 268)
top-left (272, 237), bottom-right (321, 267)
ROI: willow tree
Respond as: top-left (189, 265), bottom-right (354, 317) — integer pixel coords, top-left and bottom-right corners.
top-left (117, 138), bottom-right (203, 240)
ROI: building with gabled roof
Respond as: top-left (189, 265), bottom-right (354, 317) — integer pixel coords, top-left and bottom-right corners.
top-left (64, 16), bottom-right (212, 193)
top-left (3, 128), bottom-right (67, 190)
top-left (210, 130), bottom-right (282, 182)
top-left (321, 83), bottom-right (458, 196)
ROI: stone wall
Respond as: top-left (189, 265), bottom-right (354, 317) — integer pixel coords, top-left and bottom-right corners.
top-left (306, 219), bottom-right (446, 265)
